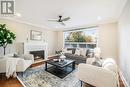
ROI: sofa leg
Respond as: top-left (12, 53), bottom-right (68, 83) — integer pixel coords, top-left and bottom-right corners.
top-left (0, 73), bottom-right (3, 79)
top-left (81, 80), bottom-right (83, 87)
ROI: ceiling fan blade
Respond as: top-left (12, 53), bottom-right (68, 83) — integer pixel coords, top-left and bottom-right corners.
top-left (47, 19), bottom-right (58, 22)
top-left (61, 17), bottom-right (70, 21)
top-left (60, 22), bottom-right (65, 26)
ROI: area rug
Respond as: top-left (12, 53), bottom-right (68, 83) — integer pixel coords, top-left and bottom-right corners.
top-left (17, 65), bottom-right (81, 87)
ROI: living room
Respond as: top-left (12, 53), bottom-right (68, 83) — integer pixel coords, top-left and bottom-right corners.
top-left (0, 0), bottom-right (130, 87)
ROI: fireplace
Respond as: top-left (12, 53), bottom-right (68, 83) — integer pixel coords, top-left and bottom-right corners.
top-left (16, 42), bottom-right (48, 59)
top-left (30, 50), bottom-right (44, 60)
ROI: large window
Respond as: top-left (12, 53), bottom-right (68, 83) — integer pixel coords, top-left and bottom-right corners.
top-left (64, 27), bottom-right (98, 49)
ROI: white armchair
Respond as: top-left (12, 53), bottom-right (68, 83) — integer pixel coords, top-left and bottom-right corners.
top-left (75, 58), bottom-right (119, 87)
top-left (0, 54), bottom-right (34, 73)
top-left (16, 54), bottom-right (34, 72)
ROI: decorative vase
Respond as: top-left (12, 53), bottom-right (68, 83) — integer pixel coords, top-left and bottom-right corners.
top-left (60, 54), bottom-right (66, 61)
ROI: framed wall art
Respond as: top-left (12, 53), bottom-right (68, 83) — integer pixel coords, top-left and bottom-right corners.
top-left (30, 30), bottom-right (42, 41)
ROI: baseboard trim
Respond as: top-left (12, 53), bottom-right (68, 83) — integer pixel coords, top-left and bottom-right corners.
top-left (17, 76), bottom-right (26, 87)
top-left (119, 71), bottom-right (130, 87)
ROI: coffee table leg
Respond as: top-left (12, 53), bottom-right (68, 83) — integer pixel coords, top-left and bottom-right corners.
top-left (72, 62), bottom-right (75, 70)
top-left (45, 62), bottom-right (47, 71)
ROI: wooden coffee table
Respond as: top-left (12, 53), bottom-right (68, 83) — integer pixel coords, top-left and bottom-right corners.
top-left (45, 59), bottom-right (75, 78)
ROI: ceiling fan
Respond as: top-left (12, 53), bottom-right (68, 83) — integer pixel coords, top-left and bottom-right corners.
top-left (48, 16), bottom-right (70, 26)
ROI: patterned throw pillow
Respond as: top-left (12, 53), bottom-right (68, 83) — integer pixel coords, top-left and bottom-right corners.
top-left (75, 49), bottom-right (80, 55)
top-left (80, 48), bottom-right (86, 56)
top-left (92, 59), bottom-right (102, 67)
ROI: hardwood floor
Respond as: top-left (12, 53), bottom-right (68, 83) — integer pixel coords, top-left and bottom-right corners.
top-left (0, 78), bottom-right (23, 87)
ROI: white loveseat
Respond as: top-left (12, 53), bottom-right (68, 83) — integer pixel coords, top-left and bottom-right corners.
top-left (0, 54), bottom-right (34, 73)
top-left (75, 58), bottom-right (119, 87)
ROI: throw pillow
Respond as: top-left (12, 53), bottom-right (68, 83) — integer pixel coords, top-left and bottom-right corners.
top-left (86, 49), bottom-right (94, 57)
top-left (92, 59), bottom-right (102, 67)
top-left (62, 48), bottom-right (72, 54)
top-left (80, 48), bottom-right (86, 56)
top-left (75, 49), bottom-right (80, 55)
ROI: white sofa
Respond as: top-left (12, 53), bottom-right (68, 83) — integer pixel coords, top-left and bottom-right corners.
top-left (0, 54), bottom-right (34, 73)
top-left (75, 58), bottom-right (119, 87)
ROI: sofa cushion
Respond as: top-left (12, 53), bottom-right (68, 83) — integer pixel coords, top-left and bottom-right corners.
top-left (65, 53), bottom-right (87, 64)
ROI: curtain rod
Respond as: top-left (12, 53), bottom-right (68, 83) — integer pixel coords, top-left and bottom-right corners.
top-left (63, 26), bottom-right (98, 32)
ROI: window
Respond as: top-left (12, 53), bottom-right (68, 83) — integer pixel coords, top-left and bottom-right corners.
top-left (64, 27), bottom-right (98, 49)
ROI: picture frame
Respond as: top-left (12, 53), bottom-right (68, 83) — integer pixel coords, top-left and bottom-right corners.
top-left (30, 30), bottom-right (42, 41)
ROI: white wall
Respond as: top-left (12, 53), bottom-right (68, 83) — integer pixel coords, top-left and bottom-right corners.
top-left (98, 23), bottom-right (118, 62)
top-left (118, 0), bottom-right (130, 86)
top-left (57, 31), bottom-right (64, 50)
top-left (0, 19), bottom-right (57, 56)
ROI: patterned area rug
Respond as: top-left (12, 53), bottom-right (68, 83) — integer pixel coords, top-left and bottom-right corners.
top-left (17, 65), bottom-right (81, 87)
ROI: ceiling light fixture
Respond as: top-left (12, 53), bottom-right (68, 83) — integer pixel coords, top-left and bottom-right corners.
top-left (15, 13), bottom-right (22, 17)
top-left (97, 16), bottom-right (102, 20)
top-left (55, 26), bottom-right (58, 28)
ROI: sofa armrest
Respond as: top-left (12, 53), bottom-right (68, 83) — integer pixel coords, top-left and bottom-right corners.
top-left (22, 54), bottom-right (34, 63)
top-left (75, 64), bottom-right (118, 87)
top-left (0, 58), bottom-right (25, 73)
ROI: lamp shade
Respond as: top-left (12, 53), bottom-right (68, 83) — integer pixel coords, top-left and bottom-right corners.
top-left (94, 47), bottom-right (101, 59)
top-left (94, 47), bottom-right (101, 54)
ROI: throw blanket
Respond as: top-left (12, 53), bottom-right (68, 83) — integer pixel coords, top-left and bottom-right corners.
top-left (6, 57), bottom-right (20, 78)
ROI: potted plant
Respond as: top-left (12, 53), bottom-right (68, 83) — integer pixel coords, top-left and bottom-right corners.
top-left (0, 24), bottom-right (16, 55)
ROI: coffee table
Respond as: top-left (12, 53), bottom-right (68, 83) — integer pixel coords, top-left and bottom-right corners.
top-left (45, 59), bottom-right (75, 78)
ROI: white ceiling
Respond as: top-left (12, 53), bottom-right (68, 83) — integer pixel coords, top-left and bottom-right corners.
top-left (2, 0), bottom-right (127, 30)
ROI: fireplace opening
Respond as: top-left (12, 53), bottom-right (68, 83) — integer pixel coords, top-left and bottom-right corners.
top-left (30, 50), bottom-right (44, 60)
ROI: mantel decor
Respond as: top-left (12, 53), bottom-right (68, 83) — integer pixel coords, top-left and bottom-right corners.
top-left (30, 30), bottom-right (42, 41)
